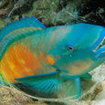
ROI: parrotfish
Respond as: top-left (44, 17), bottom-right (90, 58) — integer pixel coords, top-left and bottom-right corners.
top-left (0, 16), bottom-right (105, 101)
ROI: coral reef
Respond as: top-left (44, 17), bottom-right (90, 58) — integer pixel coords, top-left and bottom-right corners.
top-left (0, 0), bottom-right (85, 26)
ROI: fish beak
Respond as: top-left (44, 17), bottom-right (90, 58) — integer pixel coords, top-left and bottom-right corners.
top-left (93, 38), bottom-right (105, 52)
top-left (92, 28), bottom-right (105, 58)
top-left (93, 28), bottom-right (105, 53)
top-left (94, 45), bottom-right (105, 58)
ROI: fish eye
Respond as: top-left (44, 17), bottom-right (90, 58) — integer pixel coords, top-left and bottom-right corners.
top-left (67, 46), bottom-right (74, 50)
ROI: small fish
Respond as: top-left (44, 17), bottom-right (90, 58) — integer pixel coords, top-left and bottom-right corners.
top-left (0, 16), bottom-right (105, 101)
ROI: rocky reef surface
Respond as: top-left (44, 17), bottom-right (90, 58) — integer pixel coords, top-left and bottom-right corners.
top-left (0, 0), bottom-right (105, 105)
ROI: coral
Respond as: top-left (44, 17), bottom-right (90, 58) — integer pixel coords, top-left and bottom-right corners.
top-left (0, 0), bottom-right (15, 17)
top-left (79, 0), bottom-right (105, 27)
top-left (0, 0), bottom-right (86, 26)
top-left (23, 0), bottom-right (81, 26)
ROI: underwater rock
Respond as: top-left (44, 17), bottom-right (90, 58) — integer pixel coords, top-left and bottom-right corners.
top-left (79, 0), bottom-right (105, 27)
top-left (92, 81), bottom-right (105, 105)
top-left (0, 0), bottom-right (86, 26)
top-left (0, 0), bottom-right (15, 17)
top-left (23, 0), bottom-right (82, 26)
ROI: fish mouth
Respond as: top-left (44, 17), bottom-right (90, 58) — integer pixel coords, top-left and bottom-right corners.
top-left (93, 37), bottom-right (105, 52)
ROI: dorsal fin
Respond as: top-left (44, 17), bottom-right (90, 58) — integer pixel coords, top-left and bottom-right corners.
top-left (0, 27), bottom-right (42, 60)
top-left (0, 16), bottom-right (46, 42)
top-left (0, 16), bottom-right (46, 60)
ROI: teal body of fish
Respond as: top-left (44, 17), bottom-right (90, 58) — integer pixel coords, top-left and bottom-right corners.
top-left (0, 16), bottom-right (105, 100)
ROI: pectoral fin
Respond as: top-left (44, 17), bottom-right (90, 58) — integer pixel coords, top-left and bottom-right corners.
top-left (15, 71), bottom-right (81, 99)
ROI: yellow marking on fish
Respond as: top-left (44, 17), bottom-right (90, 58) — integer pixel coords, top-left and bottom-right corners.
top-left (101, 51), bottom-right (105, 53)
top-left (25, 68), bottom-right (31, 72)
top-left (20, 59), bottom-right (25, 64)
top-left (8, 61), bottom-right (15, 70)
